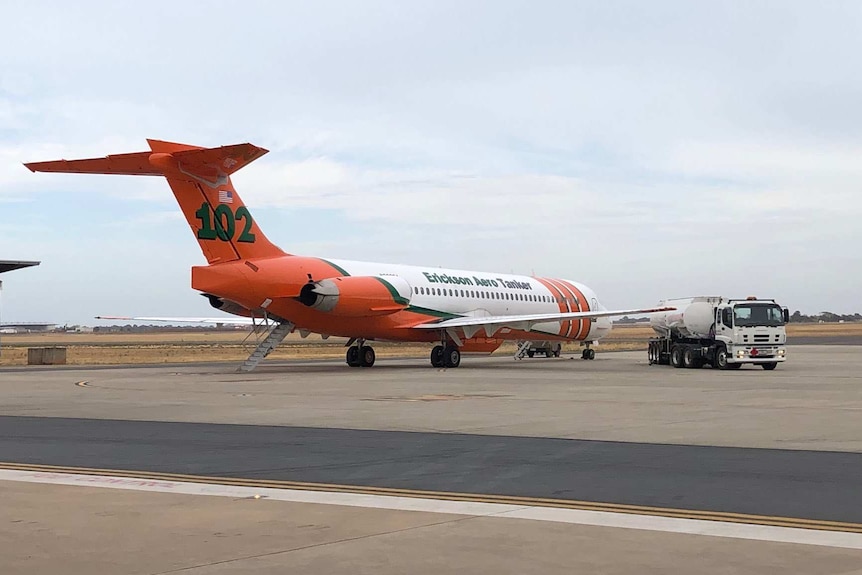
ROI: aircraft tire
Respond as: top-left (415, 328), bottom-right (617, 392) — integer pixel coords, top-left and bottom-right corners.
top-left (443, 346), bottom-right (461, 368)
top-left (587, 348), bottom-right (596, 360)
top-left (346, 346), bottom-right (361, 367)
top-left (359, 346), bottom-right (376, 367)
top-left (431, 345), bottom-right (445, 367)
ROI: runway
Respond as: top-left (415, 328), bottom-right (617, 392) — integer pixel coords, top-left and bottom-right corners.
top-left (1, 346), bottom-right (861, 573)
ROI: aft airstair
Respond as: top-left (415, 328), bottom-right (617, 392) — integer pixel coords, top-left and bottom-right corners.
top-left (237, 321), bottom-right (294, 372)
top-left (514, 340), bottom-right (532, 360)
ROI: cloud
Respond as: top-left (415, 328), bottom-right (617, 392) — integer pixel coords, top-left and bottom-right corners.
top-left (2, 1), bottom-right (862, 322)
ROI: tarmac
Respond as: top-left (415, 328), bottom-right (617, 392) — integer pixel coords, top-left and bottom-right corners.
top-left (0, 345), bottom-right (860, 573)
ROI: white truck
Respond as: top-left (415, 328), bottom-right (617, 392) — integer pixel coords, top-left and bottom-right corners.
top-left (648, 296), bottom-right (789, 370)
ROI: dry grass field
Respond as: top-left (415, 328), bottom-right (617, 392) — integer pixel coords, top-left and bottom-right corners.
top-left (0, 323), bottom-right (859, 366)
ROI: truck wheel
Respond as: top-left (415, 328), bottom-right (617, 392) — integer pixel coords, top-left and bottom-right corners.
top-left (682, 347), bottom-right (700, 369)
top-left (762, 362), bottom-right (778, 371)
top-left (714, 345), bottom-right (730, 370)
top-left (670, 345), bottom-right (684, 368)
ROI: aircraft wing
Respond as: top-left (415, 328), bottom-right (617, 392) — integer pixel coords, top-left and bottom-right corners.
top-left (95, 315), bottom-right (257, 325)
top-left (412, 306), bottom-right (673, 338)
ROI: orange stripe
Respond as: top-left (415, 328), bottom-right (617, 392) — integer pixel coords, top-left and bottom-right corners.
top-left (559, 279), bottom-right (592, 340)
top-left (534, 277), bottom-right (569, 337)
top-left (544, 277), bottom-right (578, 339)
top-left (553, 278), bottom-right (581, 339)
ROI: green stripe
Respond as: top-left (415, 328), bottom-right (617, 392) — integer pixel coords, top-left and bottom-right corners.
top-left (374, 277), bottom-right (410, 305)
top-left (405, 305), bottom-right (460, 320)
top-left (318, 258), bottom-right (350, 277)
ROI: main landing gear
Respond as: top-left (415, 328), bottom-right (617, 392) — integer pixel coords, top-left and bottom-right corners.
top-left (431, 344), bottom-right (461, 368)
top-left (346, 339), bottom-right (376, 368)
top-left (581, 344), bottom-right (596, 360)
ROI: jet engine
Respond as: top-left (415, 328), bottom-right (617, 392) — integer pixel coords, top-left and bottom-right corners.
top-left (298, 275), bottom-right (412, 317)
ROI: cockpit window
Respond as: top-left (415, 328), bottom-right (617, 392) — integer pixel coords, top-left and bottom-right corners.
top-left (733, 304), bottom-right (784, 327)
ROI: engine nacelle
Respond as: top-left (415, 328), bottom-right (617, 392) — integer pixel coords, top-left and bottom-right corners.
top-left (298, 275), bottom-right (412, 317)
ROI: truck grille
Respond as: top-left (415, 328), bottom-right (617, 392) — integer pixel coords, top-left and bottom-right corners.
top-left (754, 335), bottom-right (770, 343)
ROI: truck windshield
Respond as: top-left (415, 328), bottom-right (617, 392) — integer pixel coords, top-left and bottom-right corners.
top-left (733, 304), bottom-right (784, 327)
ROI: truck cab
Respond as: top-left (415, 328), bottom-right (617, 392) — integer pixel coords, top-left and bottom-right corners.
top-left (714, 298), bottom-right (789, 369)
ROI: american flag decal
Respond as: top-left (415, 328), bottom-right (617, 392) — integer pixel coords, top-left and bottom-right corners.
top-left (218, 190), bottom-right (233, 204)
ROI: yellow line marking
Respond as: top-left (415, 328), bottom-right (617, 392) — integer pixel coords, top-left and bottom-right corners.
top-left (1, 462), bottom-right (860, 533)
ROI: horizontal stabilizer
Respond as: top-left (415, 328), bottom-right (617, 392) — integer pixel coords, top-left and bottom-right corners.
top-left (25, 151), bottom-right (162, 176)
top-left (95, 315), bottom-right (257, 325)
top-left (25, 141), bottom-right (268, 186)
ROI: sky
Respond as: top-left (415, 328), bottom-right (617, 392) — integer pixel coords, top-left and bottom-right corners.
top-left (2, 0), bottom-right (861, 325)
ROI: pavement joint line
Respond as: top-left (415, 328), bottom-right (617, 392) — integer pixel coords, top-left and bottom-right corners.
top-left (1, 461), bottom-right (860, 535)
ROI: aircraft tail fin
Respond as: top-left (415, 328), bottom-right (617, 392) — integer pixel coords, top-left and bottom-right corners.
top-left (25, 139), bottom-right (287, 264)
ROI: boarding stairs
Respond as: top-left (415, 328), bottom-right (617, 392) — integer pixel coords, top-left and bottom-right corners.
top-left (237, 321), bottom-right (294, 372)
top-left (514, 340), bottom-right (532, 360)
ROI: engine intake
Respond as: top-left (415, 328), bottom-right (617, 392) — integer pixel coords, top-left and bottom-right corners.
top-left (299, 275), bottom-right (411, 317)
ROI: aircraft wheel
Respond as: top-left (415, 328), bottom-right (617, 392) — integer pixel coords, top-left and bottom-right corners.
top-left (762, 362), bottom-right (778, 371)
top-left (443, 346), bottom-right (461, 368)
top-left (670, 345), bottom-right (684, 368)
top-left (554, 349), bottom-right (561, 358)
top-left (527, 350), bottom-right (535, 358)
top-left (359, 346), bottom-right (375, 367)
top-left (346, 346), bottom-right (361, 367)
top-left (586, 348), bottom-right (596, 360)
top-left (431, 345), bottom-right (445, 367)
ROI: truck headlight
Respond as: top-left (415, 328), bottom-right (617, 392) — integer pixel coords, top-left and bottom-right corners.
top-left (778, 349), bottom-right (785, 356)
top-left (737, 350), bottom-right (746, 358)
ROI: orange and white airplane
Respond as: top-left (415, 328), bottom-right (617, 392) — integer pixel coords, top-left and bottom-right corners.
top-left (26, 140), bottom-right (671, 370)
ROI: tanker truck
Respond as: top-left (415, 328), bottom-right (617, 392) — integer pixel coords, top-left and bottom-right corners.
top-left (648, 296), bottom-right (789, 370)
